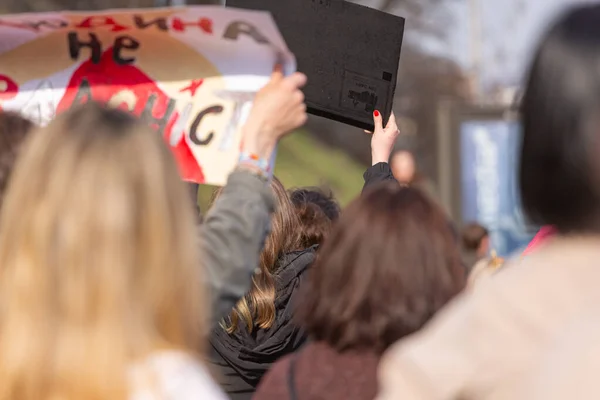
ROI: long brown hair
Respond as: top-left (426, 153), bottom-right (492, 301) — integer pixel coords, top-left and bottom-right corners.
top-left (0, 103), bottom-right (205, 400)
top-left (216, 177), bottom-right (302, 333)
top-left (298, 183), bottom-right (466, 354)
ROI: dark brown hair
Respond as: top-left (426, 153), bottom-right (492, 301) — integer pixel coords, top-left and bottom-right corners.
top-left (298, 183), bottom-right (466, 354)
top-left (289, 187), bottom-right (340, 247)
top-left (0, 112), bottom-right (34, 209)
top-left (213, 177), bottom-right (302, 333)
top-left (461, 223), bottom-right (489, 252)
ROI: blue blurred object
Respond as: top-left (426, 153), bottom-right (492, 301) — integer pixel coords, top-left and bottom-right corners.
top-left (460, 120), bottom-right (534, 257)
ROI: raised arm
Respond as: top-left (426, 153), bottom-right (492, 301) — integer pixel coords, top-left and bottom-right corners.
top-left (363, 111), bottom-right (400, 191)
top-left (201, 70), bottom-right (308, 325)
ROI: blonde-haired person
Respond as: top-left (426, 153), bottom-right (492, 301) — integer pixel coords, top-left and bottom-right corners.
top-left (0, 103), bottom-right (221, 400)
top-left (209, 177), bottom-right (315, 400)
top-left (0, 71), bottom-right (309, 399)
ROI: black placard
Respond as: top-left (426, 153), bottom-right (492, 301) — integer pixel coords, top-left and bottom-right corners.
top-left (226, 0), bottom-right (405, 131)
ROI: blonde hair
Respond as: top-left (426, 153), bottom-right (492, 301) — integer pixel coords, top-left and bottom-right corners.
top-left (214, 177), bottom-right (301, 333)
top-left (0, 103), bottom-right (205, 400)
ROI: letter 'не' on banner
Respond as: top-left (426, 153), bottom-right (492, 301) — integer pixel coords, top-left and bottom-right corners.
top-left (0, 7), bottom-right (295, 186)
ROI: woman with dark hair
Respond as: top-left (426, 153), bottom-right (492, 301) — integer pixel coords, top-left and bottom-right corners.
top-left (210, 110), bottom-right (399, 399)
top-left (289, 187), bottom-right (340, 247)
top-left (209, 177), bottom-right (315, 400)
top-left (377, 5), bottom-right (600, 400)
top-left (253, 184), bottom-right (465, 400)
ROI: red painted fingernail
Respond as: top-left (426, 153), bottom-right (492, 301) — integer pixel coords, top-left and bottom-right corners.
top-left (374, 110), bottom-right (380, 117)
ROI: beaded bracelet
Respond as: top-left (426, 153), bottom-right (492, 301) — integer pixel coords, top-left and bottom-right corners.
top-left (237, 151), bottom-right (271, 180)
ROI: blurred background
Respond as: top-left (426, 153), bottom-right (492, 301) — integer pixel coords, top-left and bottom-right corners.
top-left (1, 0), bottom-right (588, 255)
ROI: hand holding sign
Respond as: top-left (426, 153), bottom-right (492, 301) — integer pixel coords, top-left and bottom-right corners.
top-left (241, 70), bottom-right (308, 159)
top-left (369, 111), bottom-right (399, 166)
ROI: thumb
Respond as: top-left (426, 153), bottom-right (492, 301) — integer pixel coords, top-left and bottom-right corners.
top-left (284, 72), bottom-right (308, 89)
top-left (385, 112), bottom-right (398, 131)
top-left (373, 110), bottom-right (383, 132)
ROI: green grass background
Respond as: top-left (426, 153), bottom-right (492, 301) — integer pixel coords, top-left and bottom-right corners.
top-left (198, 131), bottom-right (367, 211)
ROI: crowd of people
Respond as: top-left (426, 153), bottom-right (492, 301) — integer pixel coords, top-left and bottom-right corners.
top-left (0, 3), bottom-right (598, 399)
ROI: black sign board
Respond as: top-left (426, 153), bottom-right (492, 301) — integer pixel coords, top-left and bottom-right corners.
top-left (226, 0), bottom-right (405, 131)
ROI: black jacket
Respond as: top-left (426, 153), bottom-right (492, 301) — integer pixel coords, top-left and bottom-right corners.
top-left (363, 162), bottom-right (397, 191)
top-left (209, 247), bottom-right (316, 400)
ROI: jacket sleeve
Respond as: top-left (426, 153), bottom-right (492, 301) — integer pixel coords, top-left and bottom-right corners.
top-left (363, 162), bottom-right (398, 192)
top-left (200, 170), bottom-right (275, 327)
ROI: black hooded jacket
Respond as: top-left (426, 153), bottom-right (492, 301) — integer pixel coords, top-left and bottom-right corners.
top-left (209, 247), bottom-right (316, 400)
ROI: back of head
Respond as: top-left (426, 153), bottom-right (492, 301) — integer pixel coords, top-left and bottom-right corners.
top-left (289, 187), bottom-right (340, 247)
top-left (461, 223), bottom-right (489, 253)
top-left (0, 111), bottom-right (33, 209)
top-left (391, 151), bottom-right (416, 184)
top-left (299, 183), bottom-right (466, 354)
top-left (225, 177), bottom-right (302, 333)
top-left (520, 4), bottom-right (600, 234)
top-left (0, 103), bottom-right (203, 400)
top-left (461, 223), bottom-right (489, 268)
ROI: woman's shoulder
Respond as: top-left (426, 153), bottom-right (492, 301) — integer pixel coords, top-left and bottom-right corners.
top-left (253, 352), bottom-right (298, 400)
top-left (129, 351), bottom-right (228, 400)
top-left (254, 353), bottom-right (294, 399)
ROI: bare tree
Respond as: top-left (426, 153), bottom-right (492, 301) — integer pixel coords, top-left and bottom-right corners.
top-left (350, 0), bottom-right (458, 40)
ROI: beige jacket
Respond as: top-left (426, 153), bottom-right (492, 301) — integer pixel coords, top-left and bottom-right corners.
top-left (377, 236), bottom-right (600, 400)
top-left (525, 310), bottom-right (600, 400)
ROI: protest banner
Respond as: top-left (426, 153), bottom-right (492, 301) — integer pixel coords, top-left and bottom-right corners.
top-left (0, 6), bottom-right (295, 185)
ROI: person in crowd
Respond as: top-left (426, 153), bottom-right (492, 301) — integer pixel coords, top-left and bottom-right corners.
top-left (376, 5), bottom-right (600, 399)
top-left (362, 111), bottom-right (401, 190)
top-left (253, 183), bottom-right (466, 400)
top-left (460, 222), bottom-right (490, 274)
top-left (289, 187), bottom-right (340, 247)
top-left (0, 111), bottom-right (34, 209)
top-left (209, 176), bottom-right (315, 400)
top-left (461, 223), bottom-right (490, 266)
top-left (390, 150), bottom-right (415, 184)
top-left (0, 66), bottom-right (309, 399)
top-left (209, 110), bottom-right (399, 399)
top-left (199, 69), bottom-right (308, 326)
top-left (390, 150), bottom-right (439, 200)
top-left (0, 103), bottom-right (225, 399)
